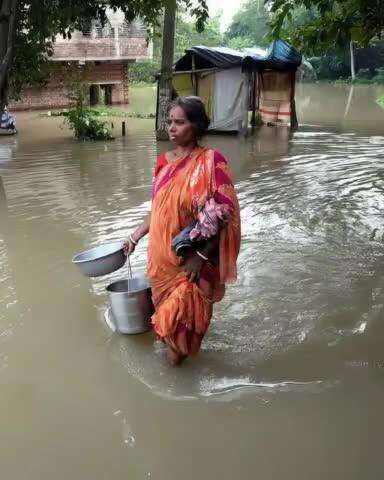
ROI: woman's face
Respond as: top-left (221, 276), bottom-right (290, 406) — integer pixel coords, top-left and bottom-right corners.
top-left (168, 106), bottom-right (196, 146)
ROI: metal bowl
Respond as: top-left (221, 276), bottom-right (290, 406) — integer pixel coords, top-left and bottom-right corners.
top-left (72, 241), bottom-right (126, 277)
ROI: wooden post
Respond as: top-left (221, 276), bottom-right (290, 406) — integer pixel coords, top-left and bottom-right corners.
top-left (240, 72), bottom-right (250, 137)
top-left (290, 70), bottom-right (298, 130)
top-left (156, 0), bottom-right (177, 140)
top-left (192, 53), bottom-right (198, 95)
top-left (155, 77), bottom-right (160, 131)
top-left (251, 72), bottom-right (257, 128)
top-left (122, 121), bottom-right (126, 136)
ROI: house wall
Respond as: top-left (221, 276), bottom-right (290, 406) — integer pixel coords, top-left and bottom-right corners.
top-left (10, 61), bottom-right (129, 111)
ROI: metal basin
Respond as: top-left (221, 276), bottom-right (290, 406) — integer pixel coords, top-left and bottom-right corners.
top-left (106, 277), bottom-right (154, 334)
top-left (72, 241), bottom-right (126, 277)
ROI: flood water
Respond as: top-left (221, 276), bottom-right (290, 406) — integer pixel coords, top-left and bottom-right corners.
top-left (1, 83), bottom-right (384, 479)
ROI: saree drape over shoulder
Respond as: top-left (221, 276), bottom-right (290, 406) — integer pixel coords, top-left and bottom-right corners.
top-left (148, 147), bottom-right (241, 355)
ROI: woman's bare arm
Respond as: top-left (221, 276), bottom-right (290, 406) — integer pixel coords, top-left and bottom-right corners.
top-left (132, 212), bottom-right (151, 242)
top-left (123, 212), bottom-right (151, 256)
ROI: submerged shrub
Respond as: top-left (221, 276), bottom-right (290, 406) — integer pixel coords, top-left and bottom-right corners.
top-left (65, 86), bottom-right (112, 141)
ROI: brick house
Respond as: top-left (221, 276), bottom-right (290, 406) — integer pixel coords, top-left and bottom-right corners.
top-left (11, 10), bottom-right (150, 111)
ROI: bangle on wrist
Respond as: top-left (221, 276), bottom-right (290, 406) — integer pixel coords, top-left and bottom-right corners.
top-left (196, 250), bottom-right (208, 261)
top-left (129, 234), bottom-right (138, 245)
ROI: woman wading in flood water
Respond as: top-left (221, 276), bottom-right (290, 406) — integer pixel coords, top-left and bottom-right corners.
top-left (124, 96), bottom-right (241, 366)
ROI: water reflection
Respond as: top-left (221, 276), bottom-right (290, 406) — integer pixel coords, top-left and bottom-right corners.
top-left (297, 82), bottom-right (384, 133)
top-left (0, 178), bottom-right (24, 375)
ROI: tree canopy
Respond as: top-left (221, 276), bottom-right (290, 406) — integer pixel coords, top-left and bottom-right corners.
top-left (224, 0), bottom-right (270, 49)
top-left (268, 0), bottom-right (384, 54)
top-left (152, 9), bottom-right (223, 62)
top-left (174, 11), bottom-right (222, 60)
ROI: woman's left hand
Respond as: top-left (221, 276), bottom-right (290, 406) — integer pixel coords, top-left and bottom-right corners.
top-left (182, 253), bottom-right (204, 283)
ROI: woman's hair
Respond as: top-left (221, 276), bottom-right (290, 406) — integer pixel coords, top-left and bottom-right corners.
top-left (169, 96), bottom-right (210, 137)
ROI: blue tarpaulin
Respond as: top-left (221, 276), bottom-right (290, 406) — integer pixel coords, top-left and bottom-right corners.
top-left (242, 39), bottom-right (302, 72)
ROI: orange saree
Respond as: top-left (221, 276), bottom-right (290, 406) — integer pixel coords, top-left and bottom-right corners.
top-left (148, 147), bottom-right (241, 356)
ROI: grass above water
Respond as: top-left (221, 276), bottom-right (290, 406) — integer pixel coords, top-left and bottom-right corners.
top-left (39, 84), bottom-right (157, 119)
top-left (90, 105), bottom-right (155, 119)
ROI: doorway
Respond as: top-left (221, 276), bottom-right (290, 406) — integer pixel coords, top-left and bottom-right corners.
top-left (89, 84), bottom-right (100, 106)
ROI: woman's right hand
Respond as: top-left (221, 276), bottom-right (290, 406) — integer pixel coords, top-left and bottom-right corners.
top-left (123, 236), bottom-right (137, 256)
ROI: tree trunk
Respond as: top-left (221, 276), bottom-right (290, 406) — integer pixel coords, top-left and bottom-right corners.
top-left (0, 0), bottom-right (19, 115)
top-left (156, 0), bottom-right (176, 140)
top-left (350, 40), bottom-right (356, 81)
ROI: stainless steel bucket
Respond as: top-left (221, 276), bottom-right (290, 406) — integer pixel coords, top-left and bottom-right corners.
top-left (106, 277), bottom-right (154, 334)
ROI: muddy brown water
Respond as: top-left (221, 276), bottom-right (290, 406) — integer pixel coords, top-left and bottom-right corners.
top-left (1, 83), bottom-right (384, 479)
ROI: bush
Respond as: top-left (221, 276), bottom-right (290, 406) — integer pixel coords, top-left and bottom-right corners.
top-left (65, 109), bottom-right (112, 140)
top-left (373, 68), bottom-right (384, 84)
top-left (308, 54), bottom-right (350, 80)
top-left (356, 68), bottom-right (371, 79)
top-left (352, 78), bottom-right (375, 84)
top-left (128, 60), bottom-right (159, 84)
top-left (64, 86), bottom-right (112, 141)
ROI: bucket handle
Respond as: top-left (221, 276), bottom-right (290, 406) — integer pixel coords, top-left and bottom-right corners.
top-left (127, 253), bottom-right (133, 280)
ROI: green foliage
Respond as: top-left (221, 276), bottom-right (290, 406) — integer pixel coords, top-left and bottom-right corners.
top-left (351, 78), bottom-right (374, 84)
top-left (308, 51), bottom-right (350, 79)
top-left (224, 0), bottom-right (270, 48)
top-left (64, 86), bottom-right (112, 140)
top-left (174, 12), bottom-right (223, 60)
top-left (355, 41), bottom-right (384, 72)
top-left (377, 96), bottom-right (384, 109)
top-left (152, 10), bottom-right (224, 63)
top-left (355, 68), bottom-right (371, 79)
top-left (128, 60), bottom-right (159, 84)
top-left (308, 41), bottom-right (384, 81)
top-left (225, 36), bottom-right (254, 51)
top-left (268, 0), bottom-right (384, 54)
top-left (373, 68), bottom-right (384, 84)
top-left (9, 20), bottom-right (52, 100)
top-left (268, 1), bottom-right (384, 81)
top-left (90, 105), bottom-right (155, 118)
